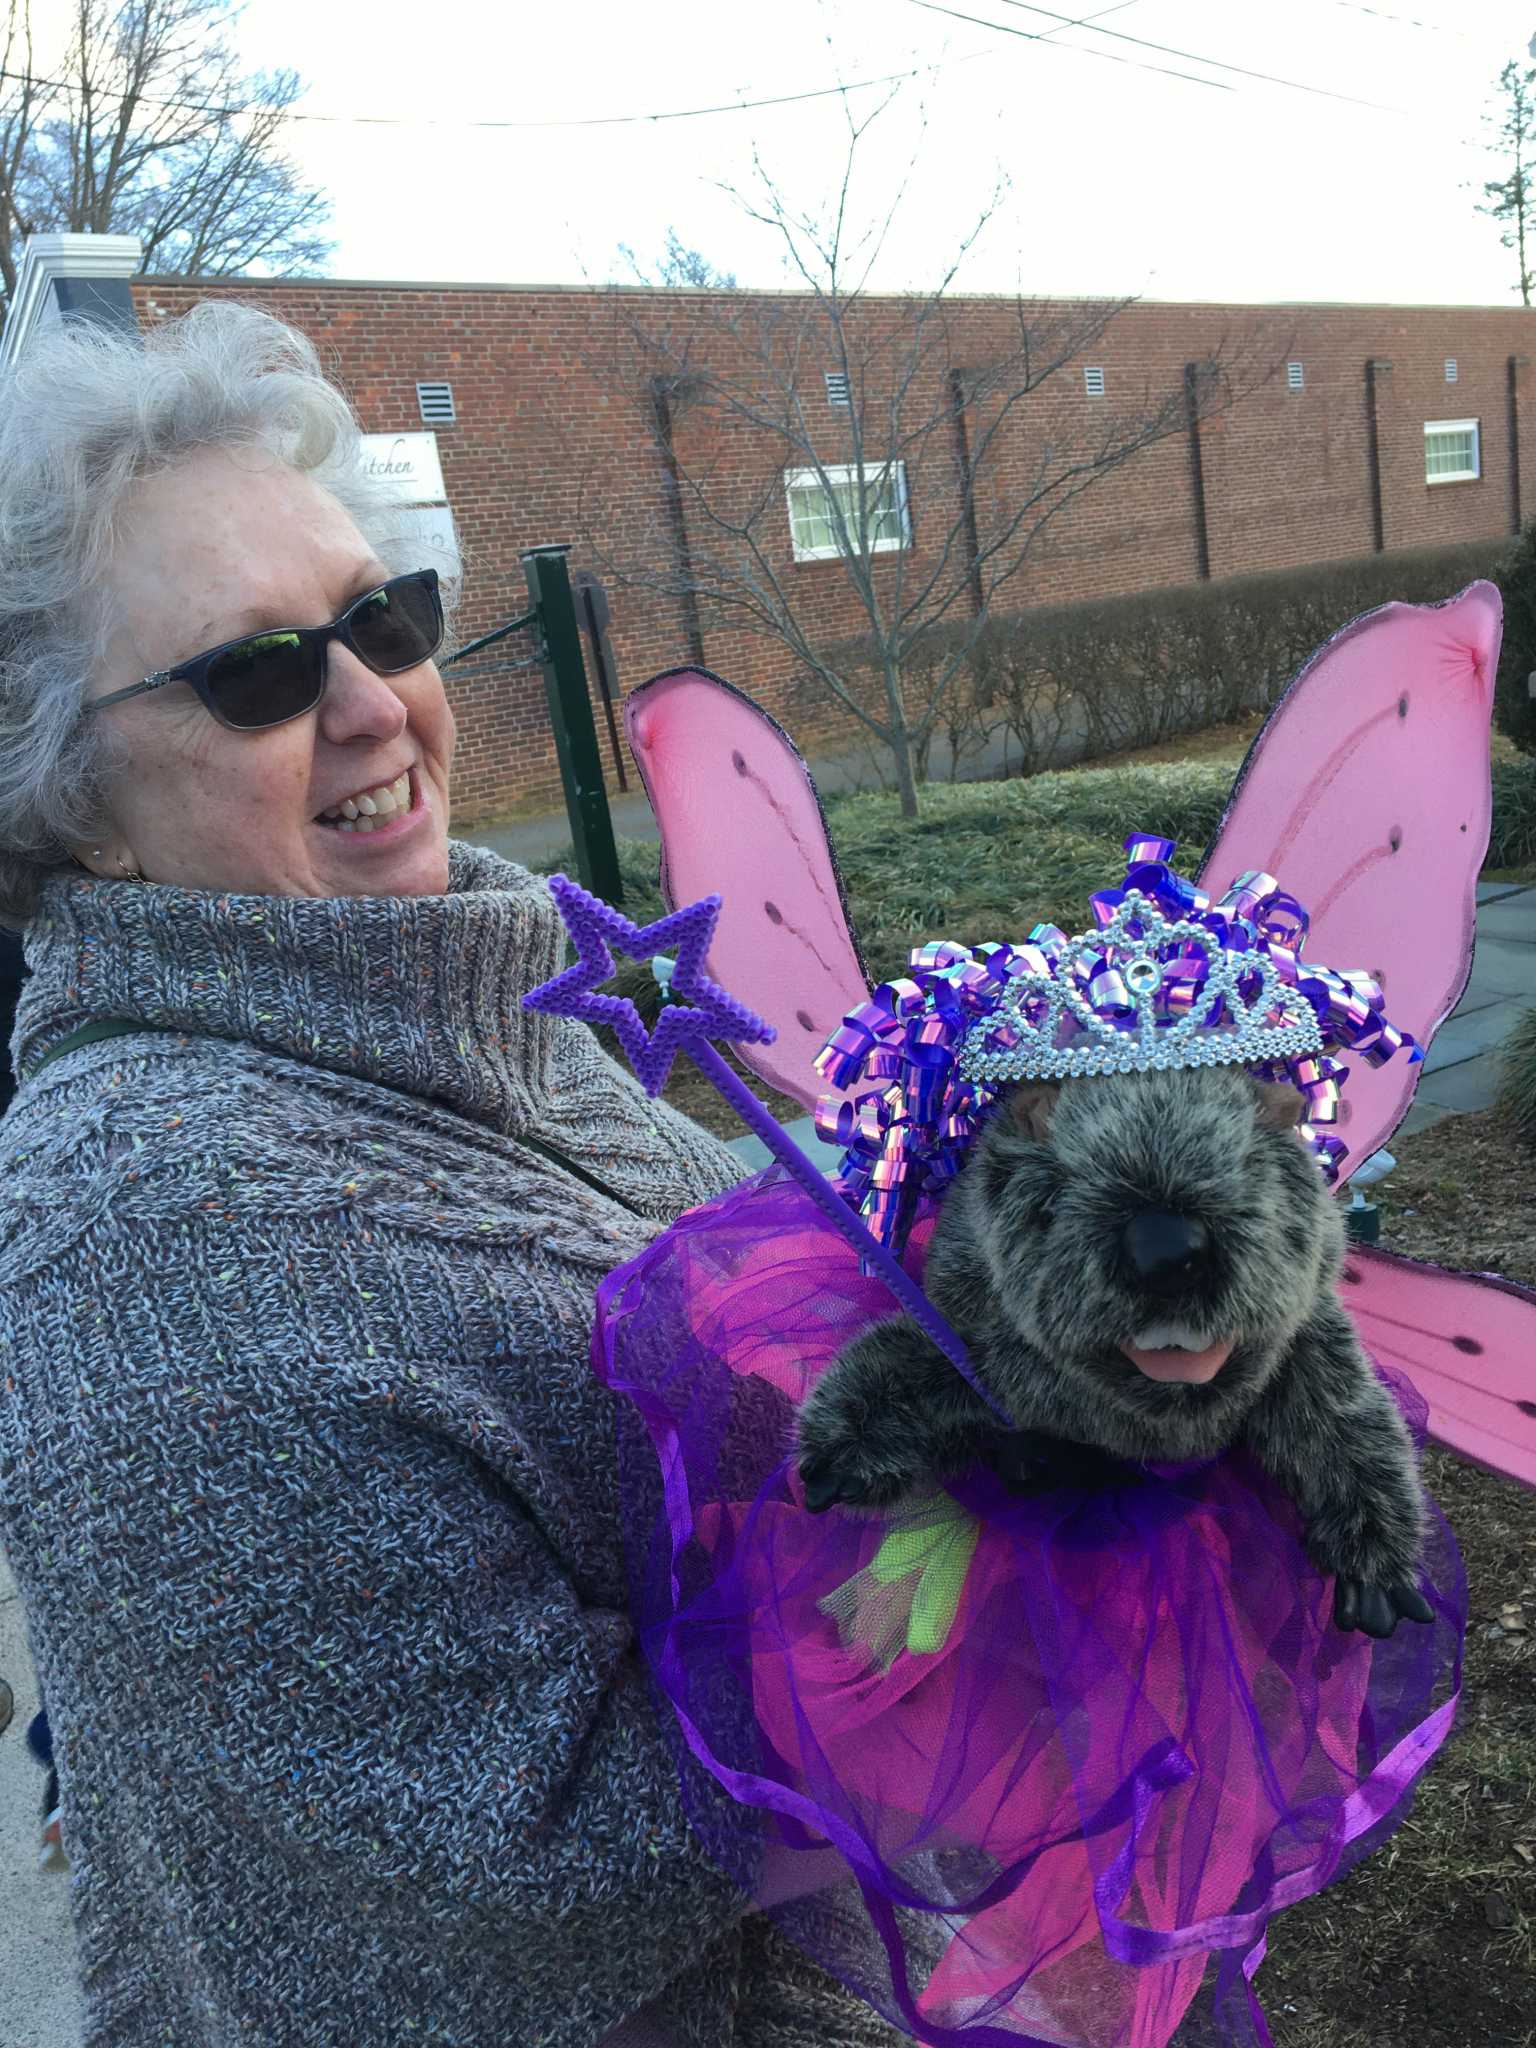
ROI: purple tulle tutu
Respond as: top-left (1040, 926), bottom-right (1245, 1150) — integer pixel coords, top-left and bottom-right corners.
top-left (594, 1168), bottom-right (1466, 2048)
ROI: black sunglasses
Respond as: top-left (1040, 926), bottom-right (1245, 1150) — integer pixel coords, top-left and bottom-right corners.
top-left (86, 568), bottom-right (444, 733)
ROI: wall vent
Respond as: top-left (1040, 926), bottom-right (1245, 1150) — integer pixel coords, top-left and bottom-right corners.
top-left (1286, 360), bottom-right (1305, 391)
top-left (825, 370), bottom-right (851, 407)
top-left (416, 380), bottom-right (456, 425)
top-left (1084, 365), bottom-right (1106, 398)
top-left (1444, 358), bottom-right (1458, 385)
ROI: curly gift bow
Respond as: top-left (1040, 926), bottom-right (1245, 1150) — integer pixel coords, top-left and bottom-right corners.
top-left (813, 831), bottom-right (1421, 1255)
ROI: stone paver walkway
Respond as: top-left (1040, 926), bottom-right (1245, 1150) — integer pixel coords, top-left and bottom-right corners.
top-left (4, 887), bottom-right (1533, 2046)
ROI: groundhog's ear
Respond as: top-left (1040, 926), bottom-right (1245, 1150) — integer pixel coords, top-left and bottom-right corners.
top-left (1252, 1079), bottom-right (1306, 1130)
top-left (1007, 1082), bottom-right (1061, 1142)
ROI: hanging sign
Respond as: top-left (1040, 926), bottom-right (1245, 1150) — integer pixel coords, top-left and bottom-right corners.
top-left (359, 432), bottom-right (448, 507)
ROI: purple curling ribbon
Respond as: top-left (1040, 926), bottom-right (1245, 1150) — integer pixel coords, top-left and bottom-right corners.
top-left (816, 830), bottom-right (1423, 1240)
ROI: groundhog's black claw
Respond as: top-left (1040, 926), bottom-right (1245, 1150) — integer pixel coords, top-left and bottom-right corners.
top-left (1391, 1581), bottom-right (1435, 1627)
top-left (1333, 1577), bottom-right (1434, 1638)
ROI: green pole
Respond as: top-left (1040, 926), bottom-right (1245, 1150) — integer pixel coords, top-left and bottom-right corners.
top-left (522, 544), bottom-right (623, 905)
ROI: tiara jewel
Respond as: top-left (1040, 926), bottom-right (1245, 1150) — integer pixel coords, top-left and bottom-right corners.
top-left (957, 891), bottom-right (1325, 1084)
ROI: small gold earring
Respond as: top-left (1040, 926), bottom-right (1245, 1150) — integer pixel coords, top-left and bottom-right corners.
top-left (90, 850), bottom-right (142, 881)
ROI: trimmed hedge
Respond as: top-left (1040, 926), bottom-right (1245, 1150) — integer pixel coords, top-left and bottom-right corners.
top-left (796, 540), bottom-right (1505, 787)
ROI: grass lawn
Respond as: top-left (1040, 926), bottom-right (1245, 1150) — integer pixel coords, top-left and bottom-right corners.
top-left (541, 728), bottom-right (1536, 2042)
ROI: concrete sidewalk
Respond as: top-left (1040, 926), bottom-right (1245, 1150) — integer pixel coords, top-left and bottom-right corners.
top-left (4, 884), bottom-right (1534, 2045)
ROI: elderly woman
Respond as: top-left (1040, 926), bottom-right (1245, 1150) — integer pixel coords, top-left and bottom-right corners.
top-left (0, 305), bottom-right (888, 2047)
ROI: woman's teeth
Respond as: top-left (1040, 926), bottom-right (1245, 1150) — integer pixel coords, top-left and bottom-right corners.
top-left (318, 772), bottom-right (411, 832)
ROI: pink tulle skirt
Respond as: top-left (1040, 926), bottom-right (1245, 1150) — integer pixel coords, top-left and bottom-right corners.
top-left (595, 1170), bottom-right (1465, 2048)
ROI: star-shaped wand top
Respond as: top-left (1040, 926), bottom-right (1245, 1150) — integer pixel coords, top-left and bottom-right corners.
top-left (523, 875), bottom-right (777, 1096)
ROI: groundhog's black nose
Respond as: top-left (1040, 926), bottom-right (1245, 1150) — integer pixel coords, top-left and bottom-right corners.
top-left (1124, 1210), bottom-right (1212, 1295)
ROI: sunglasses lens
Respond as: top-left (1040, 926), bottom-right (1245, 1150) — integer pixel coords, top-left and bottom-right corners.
top-left (205, 631), bottom-right (325, 730)
top-left (348, 573), bottom-right (443, 675)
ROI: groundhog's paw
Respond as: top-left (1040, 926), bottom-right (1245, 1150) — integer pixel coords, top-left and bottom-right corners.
top-left (795, 1396), bottom-right (930, 1515)
top-left (1331, 1576), bottom-right (1434, 1639)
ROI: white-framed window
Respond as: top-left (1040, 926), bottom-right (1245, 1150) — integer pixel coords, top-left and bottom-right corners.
top-left (1286, 360), bottom-right (1305, 391)
top-left (1084, 365), bottom-right (1106, 398)
top-left (1423, 418), bottom-right (1480, 485)
top-left (785, 461), bottom-right (911, 562)
top-left (1444, 358), bottom-right (1459, 384)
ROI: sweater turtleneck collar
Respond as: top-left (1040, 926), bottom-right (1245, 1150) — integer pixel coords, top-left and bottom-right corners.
top-left (14, 841), bottom-right (568, 1133)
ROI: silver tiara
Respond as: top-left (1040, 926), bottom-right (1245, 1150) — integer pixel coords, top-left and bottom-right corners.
top-left (957, 891), bottom-right (1325, 1085)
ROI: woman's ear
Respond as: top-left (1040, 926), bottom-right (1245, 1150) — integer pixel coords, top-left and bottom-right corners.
top-left (1007, 1082), bottom-right (1061, 1143)
top-left (1252, 1079), bottom-right (1306, 1131)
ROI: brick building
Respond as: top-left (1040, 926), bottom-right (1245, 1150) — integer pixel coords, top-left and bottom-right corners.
top-left (128, 275), bottom-right (1535, 824)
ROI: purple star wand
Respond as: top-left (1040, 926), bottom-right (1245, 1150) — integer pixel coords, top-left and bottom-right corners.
top-left (523, 875), bottom-right (999, 1410)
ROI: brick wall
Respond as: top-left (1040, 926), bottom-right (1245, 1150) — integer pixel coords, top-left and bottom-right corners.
top-left (132, 278), bottom-right (1536, 824)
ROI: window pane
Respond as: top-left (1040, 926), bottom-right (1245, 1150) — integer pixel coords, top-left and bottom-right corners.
top-left (871, 489), bottom-right (901, 543)
top-left (787, 464), bottom-right (908, 556)
top-left (788, 486), bottom-right (833, 553)
top-left (1424, 426), bottom-right (1477, 480)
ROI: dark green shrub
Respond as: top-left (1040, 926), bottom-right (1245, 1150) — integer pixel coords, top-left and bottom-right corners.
top-left (793, 541), bottom-right (1504, 792)
top-left (1489, 757), bottom-right (1536, 867)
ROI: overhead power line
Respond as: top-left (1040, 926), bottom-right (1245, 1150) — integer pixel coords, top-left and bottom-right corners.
top-left (908, 1), bottom-right (1234, 91)
top-left (0, 0), bottom-right (1493, 145)
top-left (939, 0), bottom-right (1419, 113)
top-left (0, 6), bottom-right (1198, 130)
top-left (1329, 1), bottom-right (1473, 34)
top-left (0, 57), bottom-right (956, 131)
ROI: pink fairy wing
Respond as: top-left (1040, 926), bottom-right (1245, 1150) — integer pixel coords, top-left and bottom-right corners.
top-left (1199, 582), bottom-right (1502, 1182)
top-left (625, 667), bottom-right (871, 1109)
top-left (1341, 1247), bottom-right (1536, 1486)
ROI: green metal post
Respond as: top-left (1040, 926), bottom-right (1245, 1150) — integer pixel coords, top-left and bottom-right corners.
top-left (522, 544), bottom-right (623, 905)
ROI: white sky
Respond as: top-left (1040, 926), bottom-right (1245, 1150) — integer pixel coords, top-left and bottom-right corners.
top-left (43, 0), bottom-right (1536, 303)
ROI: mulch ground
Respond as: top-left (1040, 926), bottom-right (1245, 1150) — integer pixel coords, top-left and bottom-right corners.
top-left (1241, 1109), bottom-right (1535, 2048)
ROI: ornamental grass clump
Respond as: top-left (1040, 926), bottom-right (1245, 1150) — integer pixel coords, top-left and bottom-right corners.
top-left (1497, 1005), bottom-right (1536, 1146)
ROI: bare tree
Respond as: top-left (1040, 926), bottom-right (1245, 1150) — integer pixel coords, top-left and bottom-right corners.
top-left (0, 0), bottom-right (332, 310)
top-left (1478, 58), bottom-right (1536, 307)
top-left (588, 94), bottom-right (1277, 817)
top-left (615, 227), bottom-right (738, 290)
top-left (0, 1), bottom-right (40, 298)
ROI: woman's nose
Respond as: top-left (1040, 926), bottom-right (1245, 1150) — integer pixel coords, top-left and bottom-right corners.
top-left (318, 643), bottom-right (411, 743)
top-left (1123, 1210), bottom-right (1212, 1296)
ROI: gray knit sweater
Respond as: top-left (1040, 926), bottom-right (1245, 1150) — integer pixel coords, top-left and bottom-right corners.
top-left (0, 844), bottom-right (892, 2048)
